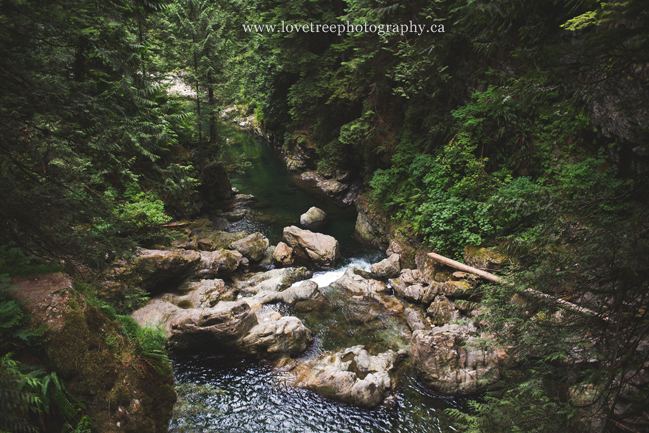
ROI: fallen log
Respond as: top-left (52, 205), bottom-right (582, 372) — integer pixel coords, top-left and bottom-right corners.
top-left (427, 252), bottom-right (611, 323)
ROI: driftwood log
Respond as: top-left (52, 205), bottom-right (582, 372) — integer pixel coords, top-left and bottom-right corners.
top-left (427, 252), bottom-right (611, 323)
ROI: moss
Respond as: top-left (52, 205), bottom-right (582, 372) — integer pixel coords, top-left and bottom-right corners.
top-left (38, 290), bottom-right (176, 433)
top-left (177, 299), bottom-right (193, 309)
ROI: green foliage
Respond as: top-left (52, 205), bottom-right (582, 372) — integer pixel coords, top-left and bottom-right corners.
top-left (0, 0), bottom-right (195, 268)
top-left (117, 315), bottom-right (170, 372)
top-left (0, 354), bottom-right (88, 433)
top-left (0, 245), bottom-right (64, 278)
top-left (371, 149), bottom-right (496, 258)
top-left (0, 275), bottom-right (44, 354)
top-left (115, 192), bottom-right (172, 229)
top-left (0, 354), bottom-right (42, 433)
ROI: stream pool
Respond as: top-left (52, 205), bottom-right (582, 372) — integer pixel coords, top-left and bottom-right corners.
top-left (169, 126), bottom-right (466, 432)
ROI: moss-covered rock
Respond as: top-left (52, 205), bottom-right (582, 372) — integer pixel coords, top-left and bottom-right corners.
top-left (426, 295), bottom-right (459, 325)
top-left (11, 274), bottom-right (176, 433)
top-left (353, 195), bottom-right (390, 250)
top-left (463, 245), bottom-right (508, 271)
top-left (229, 232), bottom-right (270, 262)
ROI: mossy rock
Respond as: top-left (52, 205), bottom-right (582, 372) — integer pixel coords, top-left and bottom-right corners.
top-left (463, 245), bottom-right (508, 271)
top-left (12, 274), bottom-right (176, 433)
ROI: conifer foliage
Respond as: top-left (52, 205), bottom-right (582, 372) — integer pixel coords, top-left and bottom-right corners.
top-left (0, 0), bottom-right (192, 268)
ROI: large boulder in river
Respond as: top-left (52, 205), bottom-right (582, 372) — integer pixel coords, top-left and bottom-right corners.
top-left (229, 232), bottom-right (269, 262)
top-left (273, 242), bottom-right (294, 266)
top-left (194, 249), bottom-right (243, 278)
top-left (231, 267), bottom-right (312, 294)
top-left (168, 300), bottom-right (258, 349)
top-left (299, 206), bottom-right (327, 230)
top-left (370, 254), bottom-right (401, 278)
top-left (101, 248), bottom-right (201, 298)
top-left (283, 225), bottom-right (340, 267)
top-left (159, 279), bottom-right (233, 309)
top-left (411, 323), bottom-right (503, 396)
top-left (330, 268), bottom-right (404, 316)
top-left (238, 311), bottom-right (313, 358)
top-left (132, 298), bottom-right (314, 359)
top-left (291, 346), bottom-right (399, 408)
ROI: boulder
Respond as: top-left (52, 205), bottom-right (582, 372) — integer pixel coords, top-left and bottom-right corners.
top-left (330, 268), bottom-right (388, 295)
top-left (232, 267), bottom-right (312, 294)
top-left (250, 280), bottom-right (320, 306)
top-left (195, 249), bottom-right (243, 278)
top-left (109, 248), bottom-right (201, 292)
top-left (238, 311), bottom-right (313, 358)
top-left (283, 226), bottom-right (340, 267)
top-left (11, 274), bottom-right (176, 433)
top-left (99, 248), bottom-right (202, 304)
top-left (300, 206), bottom-right (328, 230)
top-left (411, 323), bottom-right (502, 396)
top-left (405, 307), bottom-right (427, 332)
top-left (330, 269), bottom-right (403, 315)
top-left (229, 232), bottom-right (270, 262)
top-left (273, 242), bottom-right (294, 266)
top-left (168, 300), bottom-right (258, 348)
top-left (291, 346), bottom-right (398, 408)
top-left (159, 279), bottom-right (233, 309)
top-left (353, 195), bottom-right (389, 250)
top-left (463, 245), bottom-right (508, 272)
top-left (427, 295), bottom-right (460, 325)
top-left (370, 254), bottom-right (401, 278)
top-left (391, 281), bottom-right (437, 305)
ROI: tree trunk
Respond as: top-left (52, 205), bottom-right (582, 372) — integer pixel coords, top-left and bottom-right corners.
top-left (427, 252), bottom-right (611, 322)
top-left (193, 51), bottom-right (202, 144)
top-left (207, 70), bottom-right (217, 146)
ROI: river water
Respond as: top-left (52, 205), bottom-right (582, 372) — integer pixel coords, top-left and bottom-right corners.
top-left (169, 127), bottom-right (465, 432)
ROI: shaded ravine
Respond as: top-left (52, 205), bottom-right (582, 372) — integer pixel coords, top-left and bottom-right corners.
top-left (169, 126), bottom-right (466, 432)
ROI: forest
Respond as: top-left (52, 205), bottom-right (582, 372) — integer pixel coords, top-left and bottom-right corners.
top-left (1, 0), bottom-right (648, 432)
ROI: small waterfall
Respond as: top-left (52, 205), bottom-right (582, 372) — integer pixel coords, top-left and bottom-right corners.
top-left (308, 257), bottom-right (373, 288)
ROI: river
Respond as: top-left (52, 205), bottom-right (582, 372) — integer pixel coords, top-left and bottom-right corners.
top-left (169, 126), bottom-right (466, 432)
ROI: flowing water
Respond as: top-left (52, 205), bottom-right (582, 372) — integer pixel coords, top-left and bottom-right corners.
top-left (169, 126), bottom-right (465, 432)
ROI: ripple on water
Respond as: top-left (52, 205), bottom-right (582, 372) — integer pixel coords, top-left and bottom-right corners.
top-left (170, 354), bottom-right (465, 433)
top-left (171, 126), bottom-right (466, 432)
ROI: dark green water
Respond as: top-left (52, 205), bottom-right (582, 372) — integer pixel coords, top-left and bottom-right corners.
top-left (170, 126), bottom-right (465, 432)
top-left (222, 126), bottom-right (360, 252)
